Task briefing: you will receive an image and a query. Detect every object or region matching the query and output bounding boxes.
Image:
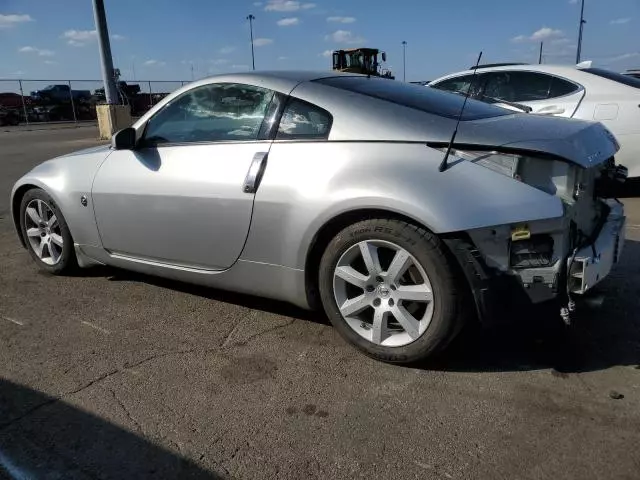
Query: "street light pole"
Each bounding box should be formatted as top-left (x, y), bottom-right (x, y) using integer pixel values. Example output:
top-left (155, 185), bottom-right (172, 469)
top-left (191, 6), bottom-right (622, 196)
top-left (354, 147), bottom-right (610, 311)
top-left (576, 0), bottom-right (586, 64)
top-left (539, 41), bottom-right (544, 64)
top-left (247, 14), bottom-right (256, 70)
top-left (92, 0), bottom-right (117, 105)
top-left (402, 41), bottom-right (407, 82)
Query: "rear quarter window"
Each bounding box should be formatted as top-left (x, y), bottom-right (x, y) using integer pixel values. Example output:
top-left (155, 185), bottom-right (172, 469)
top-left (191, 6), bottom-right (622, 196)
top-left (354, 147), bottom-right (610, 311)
top-left (315, 76), bottom-right (509, 120)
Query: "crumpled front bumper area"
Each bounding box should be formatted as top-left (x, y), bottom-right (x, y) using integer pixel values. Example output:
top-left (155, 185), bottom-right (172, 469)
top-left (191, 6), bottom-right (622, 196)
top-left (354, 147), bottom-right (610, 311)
top-left (568, 200), bottom-right (626, 295)
top-left (444, 199), bottom-right (626, 326)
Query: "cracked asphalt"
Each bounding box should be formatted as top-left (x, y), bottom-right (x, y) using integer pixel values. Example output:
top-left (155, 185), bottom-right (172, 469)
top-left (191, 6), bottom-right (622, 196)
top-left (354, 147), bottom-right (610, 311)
top-left (1, 127), bottom-right (640, 479)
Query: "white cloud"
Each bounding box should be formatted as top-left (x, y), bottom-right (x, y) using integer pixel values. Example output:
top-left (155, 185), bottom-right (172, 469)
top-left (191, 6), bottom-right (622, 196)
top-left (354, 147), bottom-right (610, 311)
top-left (569, 0), bottom-right (578, 4)
top-left (144, 59), bottom-right (166, 67)
top-left (512, 27), bottom-right (564, 43)
top-left (253, 37), bottom-right (273, 46)
top-left (320, 50), bottom-right (333, 57)
top-left (219, 46), bottom-right (236, 54)
top-left (277, 17), bottom-right (299, 26)
top-left (608, 52), bottom-right (640, 63)
top-left (610, 18), bottom-right (631, 25)
top-left (253, 1), bottom-right (263, 5)
top-left (264, 1), bottom-right (315, 11)
top-left (530, 27), bottom-right (564, 41)
top-left (325, 30), bottom-right (365, 45)
top-left (61, 29), bottom-right (124, 46)
top-left (231, 64), bottom-right (249, 69)
top-left (327, 16), bottom-right (356, 23)
top-left (44, 60), bottom-right (58, 65)
top-left (62, 29), bottom-right (96, 46)
top-left (18, 46), bottom-right (55, 57)
top-left (0, 14), bottom-right (33, 28)
top-left (278, 56), bottom-right (288, 60)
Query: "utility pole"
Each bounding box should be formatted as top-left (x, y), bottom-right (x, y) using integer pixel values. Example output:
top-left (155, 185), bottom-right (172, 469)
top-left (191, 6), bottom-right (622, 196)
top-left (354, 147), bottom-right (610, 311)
top-left (92, 0), bottom-right (117, 105)
top-left (247, 14), bottom-right (256, 70)
top-left (402, 41), bottom-right (407, 82)
top-left (539, 41), bottom-right (543, 64)
top-left (191, 63), bottom-right (195, 81)
top-left (576, 0), bottom-right (586, 64)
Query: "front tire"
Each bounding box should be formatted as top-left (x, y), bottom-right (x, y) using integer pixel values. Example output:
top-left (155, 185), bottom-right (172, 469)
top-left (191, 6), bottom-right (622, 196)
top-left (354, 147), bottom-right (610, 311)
top-left (19, 188), bottom-right (77, 275)
top-left (319, 218), bottom-right (466, 364)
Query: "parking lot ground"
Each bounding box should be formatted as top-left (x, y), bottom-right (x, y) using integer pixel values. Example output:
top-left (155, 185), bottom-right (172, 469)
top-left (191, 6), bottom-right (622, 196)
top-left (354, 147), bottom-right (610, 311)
top-left (1, 128), bottom-right (639, 479)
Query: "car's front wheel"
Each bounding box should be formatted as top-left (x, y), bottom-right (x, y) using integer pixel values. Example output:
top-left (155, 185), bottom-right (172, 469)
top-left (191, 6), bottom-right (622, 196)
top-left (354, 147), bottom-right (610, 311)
top-left (19, 188), bottom-right (77, 274)
top-left (319, 218), bottom-right (466, 364)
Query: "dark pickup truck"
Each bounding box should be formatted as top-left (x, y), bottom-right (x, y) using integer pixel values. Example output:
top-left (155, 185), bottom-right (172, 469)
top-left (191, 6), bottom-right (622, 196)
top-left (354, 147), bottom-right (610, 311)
top-left (31, 84), bottom-right (92, 103)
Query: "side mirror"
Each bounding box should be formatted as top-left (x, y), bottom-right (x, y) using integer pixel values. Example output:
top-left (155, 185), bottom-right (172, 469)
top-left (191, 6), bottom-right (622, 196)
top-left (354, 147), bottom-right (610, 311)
top-left (382, 52), bottom-right (387, 62)
top-left (112, 127), bottom-right (137, 150)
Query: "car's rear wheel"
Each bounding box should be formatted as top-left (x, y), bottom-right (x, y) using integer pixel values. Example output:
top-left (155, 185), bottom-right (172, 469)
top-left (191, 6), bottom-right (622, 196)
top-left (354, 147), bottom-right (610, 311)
top-left (19, 188), bottom-right (77, 274)
top-left (319, 218), bottom-right (466, 364)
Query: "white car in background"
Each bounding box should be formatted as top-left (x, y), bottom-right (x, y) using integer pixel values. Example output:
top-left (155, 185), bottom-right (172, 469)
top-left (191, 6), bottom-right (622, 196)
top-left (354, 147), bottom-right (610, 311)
top-left (429, 64), bottom-right (640, 179)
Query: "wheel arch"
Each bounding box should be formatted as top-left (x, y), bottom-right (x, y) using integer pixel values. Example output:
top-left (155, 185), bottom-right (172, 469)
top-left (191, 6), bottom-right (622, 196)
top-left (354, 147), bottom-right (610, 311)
top-left (304, 207), bottom-right (454, 311)
top-left (11, 183), bottom-right (41, 248)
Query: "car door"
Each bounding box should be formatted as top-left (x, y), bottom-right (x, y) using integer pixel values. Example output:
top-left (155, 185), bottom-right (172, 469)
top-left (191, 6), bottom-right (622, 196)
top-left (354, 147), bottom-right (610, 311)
top-left (481, 70), bottom-right (584, 117)
top-left (92, 82), bottom-right (281, 271)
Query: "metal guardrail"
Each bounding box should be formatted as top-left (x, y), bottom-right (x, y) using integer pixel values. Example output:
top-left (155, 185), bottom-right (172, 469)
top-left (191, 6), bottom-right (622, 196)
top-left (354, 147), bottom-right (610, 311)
top-left (0, 79), bottom-right (190, 126)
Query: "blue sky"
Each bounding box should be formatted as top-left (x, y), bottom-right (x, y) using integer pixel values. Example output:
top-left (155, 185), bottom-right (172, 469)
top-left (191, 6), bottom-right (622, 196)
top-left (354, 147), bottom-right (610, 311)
top-left (1, 0), bottom-right (639, 83)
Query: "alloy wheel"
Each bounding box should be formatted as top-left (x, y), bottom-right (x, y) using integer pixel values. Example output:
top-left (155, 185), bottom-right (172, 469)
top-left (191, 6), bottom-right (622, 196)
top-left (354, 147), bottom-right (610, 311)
top-left (332, 240), bottom-right (435, 347)
top-left (24, 199), bottom-right (64, 266)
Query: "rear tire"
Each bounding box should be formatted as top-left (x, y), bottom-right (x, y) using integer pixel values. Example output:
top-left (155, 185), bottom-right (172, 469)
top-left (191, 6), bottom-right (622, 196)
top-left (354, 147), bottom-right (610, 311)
top-left (19, 188), bottom-right (78, 275)
top-left (318, 218), bottom-right (466, 364)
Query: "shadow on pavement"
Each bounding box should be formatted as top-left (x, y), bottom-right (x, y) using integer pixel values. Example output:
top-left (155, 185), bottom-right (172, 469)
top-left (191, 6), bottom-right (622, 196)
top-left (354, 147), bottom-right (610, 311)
top-left (97, 267), bottom-right (329, 326)
top-left (70, 241), bottom-right (640, 375)
top-left (427, 239), bottom-right (640, 374)
top-left (0, 379), bottom-right (222, 480)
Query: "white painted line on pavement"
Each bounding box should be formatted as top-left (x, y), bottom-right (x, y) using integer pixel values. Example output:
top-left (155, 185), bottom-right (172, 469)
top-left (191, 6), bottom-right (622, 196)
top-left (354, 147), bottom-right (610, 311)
top-left (0, 449), bottom-right (33, 480)
top-left (1, 316), bottom-right (24, 326)
top-left (81, 321), bottom-right (111, 335)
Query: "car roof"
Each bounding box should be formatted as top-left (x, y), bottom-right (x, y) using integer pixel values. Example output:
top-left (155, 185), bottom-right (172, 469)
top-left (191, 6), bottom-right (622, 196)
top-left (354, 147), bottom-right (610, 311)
top-left (188, 70), bottom-right (362, 94)
top-left (429, 64), bottom-right (639, 93)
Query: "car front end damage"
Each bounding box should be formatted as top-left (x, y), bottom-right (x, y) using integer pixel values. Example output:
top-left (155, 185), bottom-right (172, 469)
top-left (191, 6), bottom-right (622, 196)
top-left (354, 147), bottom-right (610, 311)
top-left (442, 141), bottom-right (628, 325)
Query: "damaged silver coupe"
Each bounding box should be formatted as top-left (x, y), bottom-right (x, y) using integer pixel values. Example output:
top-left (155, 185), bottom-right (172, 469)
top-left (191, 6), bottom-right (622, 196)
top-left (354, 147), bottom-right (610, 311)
top-left (10, 71), bottom-right (627, 363)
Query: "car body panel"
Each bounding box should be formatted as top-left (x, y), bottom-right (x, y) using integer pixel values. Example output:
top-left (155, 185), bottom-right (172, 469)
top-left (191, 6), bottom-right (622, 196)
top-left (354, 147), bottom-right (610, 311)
top-left (10, 145), bottom-right (112, 248)
top-left (241, 141), bottom-right (565, 271)
top-left (92, 141), bottom-right (271, 270)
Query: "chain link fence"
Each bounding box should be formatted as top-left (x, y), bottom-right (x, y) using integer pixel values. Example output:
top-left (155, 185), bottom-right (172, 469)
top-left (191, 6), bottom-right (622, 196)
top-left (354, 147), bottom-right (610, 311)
top-left (0, 79), bottom-right (190, 126)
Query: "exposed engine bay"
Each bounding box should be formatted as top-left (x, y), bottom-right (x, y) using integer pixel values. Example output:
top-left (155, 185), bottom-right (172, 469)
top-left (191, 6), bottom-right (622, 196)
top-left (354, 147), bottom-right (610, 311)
top-left (451, 148), bottom-right (628, 323)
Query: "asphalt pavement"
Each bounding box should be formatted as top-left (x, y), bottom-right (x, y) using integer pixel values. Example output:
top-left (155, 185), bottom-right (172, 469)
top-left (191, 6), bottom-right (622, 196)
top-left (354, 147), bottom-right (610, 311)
top-left (1, 128), bottom-right (639, 479)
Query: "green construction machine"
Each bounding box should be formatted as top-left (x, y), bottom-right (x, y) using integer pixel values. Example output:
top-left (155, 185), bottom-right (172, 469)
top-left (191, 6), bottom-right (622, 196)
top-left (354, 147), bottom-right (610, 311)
top-left (331, 48), bottom-right (394, 79)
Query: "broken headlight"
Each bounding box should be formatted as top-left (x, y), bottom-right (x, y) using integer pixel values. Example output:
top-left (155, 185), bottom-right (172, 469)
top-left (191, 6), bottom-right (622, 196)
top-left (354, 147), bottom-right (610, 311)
top-left (445, 149), bottom-right (578, 201)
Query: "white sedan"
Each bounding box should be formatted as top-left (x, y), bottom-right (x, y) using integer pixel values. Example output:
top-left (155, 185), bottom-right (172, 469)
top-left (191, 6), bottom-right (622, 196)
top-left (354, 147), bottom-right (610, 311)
top-left (429, 64), bottom-right (640, 179)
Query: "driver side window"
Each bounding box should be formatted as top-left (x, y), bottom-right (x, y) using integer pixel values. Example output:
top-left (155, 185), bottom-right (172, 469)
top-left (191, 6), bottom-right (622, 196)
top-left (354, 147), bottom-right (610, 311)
top-left (143, 83), bottom-right (275, 146)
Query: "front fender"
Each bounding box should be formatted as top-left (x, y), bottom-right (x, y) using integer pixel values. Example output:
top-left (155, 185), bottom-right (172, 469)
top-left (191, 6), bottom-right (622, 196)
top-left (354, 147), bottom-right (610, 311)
top-left (10, 146), bottom-right (112, 248)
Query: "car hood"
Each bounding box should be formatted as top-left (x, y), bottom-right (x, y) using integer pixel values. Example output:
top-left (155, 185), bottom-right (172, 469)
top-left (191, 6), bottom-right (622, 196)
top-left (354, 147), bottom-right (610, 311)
top-left (454, 113), bottom-right (619, 168)
top-left (56, 143), bottom-right (111, 158)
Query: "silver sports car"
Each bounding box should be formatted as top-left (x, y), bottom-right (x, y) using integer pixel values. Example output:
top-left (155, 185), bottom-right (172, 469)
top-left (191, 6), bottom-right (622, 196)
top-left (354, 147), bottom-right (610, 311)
top-left (10, 71), bottom-right (627, 363)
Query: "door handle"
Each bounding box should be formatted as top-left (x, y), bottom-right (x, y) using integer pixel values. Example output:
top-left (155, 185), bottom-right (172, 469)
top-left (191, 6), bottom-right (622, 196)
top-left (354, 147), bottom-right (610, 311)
top-left (243, 152), bottom-right (268, 194)
top-left (537, 105), bottom-right (565, 115)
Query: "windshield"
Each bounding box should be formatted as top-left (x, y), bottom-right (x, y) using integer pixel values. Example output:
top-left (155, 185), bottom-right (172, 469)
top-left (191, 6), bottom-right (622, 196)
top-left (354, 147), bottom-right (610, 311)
top-left (582, 68), bottom-right (640, 89)
top-left (315, 76), bottom-right (510, 120)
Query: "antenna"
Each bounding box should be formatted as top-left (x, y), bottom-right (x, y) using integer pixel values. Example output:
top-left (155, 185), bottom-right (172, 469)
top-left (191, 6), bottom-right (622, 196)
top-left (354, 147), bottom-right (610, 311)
top-left (438, 51), bottom-right (483, 173)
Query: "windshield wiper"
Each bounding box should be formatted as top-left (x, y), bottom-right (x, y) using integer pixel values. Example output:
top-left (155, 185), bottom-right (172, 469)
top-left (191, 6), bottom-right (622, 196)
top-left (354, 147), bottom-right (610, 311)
top-left (479, 95), bottom-right (532, 113)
